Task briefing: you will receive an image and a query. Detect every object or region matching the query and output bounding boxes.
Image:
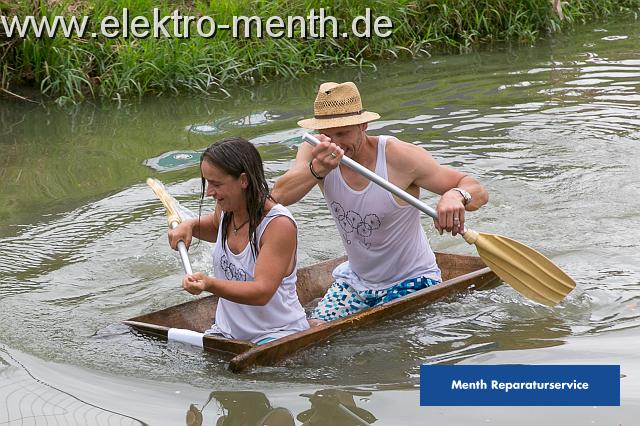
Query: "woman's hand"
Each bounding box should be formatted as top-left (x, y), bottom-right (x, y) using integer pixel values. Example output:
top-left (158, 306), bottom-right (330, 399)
top-left (168, 219), bottom-right (194, 250)
top-left (182, 272), bottom-right (210, 295)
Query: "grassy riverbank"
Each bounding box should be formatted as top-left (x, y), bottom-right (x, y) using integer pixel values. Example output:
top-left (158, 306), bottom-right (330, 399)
top-left (2, 0), bottom-right (639, 105)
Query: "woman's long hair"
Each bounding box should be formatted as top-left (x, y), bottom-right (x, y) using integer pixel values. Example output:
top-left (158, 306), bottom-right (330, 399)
top-left (200, 137), bottom-right (272, 258)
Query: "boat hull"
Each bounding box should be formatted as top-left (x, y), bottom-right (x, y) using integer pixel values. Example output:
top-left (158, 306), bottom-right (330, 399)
top-left (124, 252), bottom-right (500, 372)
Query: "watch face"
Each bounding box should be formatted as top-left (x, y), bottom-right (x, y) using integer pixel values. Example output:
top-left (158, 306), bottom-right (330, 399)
top-left (454, 188), bottom-right (471, 204)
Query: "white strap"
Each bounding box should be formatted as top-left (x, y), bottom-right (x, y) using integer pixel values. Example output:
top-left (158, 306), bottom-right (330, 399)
top-left (167, 328), bottom-right (204, 348)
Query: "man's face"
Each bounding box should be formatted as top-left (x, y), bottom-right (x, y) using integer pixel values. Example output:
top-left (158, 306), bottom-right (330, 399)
top-left (320, 124), bottom-right (367, 158)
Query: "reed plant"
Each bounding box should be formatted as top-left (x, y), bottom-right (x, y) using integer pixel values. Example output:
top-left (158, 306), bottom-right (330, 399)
top-left (1, 0), bottom-right (639, 105)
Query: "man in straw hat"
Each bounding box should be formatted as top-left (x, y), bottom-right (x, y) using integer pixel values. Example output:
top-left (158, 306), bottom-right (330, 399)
top-left (272, 81), bottom-right (488, 324)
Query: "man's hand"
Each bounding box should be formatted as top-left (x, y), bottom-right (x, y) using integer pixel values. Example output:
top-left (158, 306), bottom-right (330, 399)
top-left (309, 134), bottom-right (343, 177)
top-left (434, 189), bottom-right (466, 236)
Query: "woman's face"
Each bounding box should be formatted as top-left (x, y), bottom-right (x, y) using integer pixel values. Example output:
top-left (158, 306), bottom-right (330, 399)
top-left (201, 160), bottom-right (247, 212)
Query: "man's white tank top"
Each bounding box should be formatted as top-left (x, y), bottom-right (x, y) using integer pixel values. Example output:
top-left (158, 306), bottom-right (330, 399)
top-left (208, 204), bottom-right (309, 343)
top-left (323, 135), bottom-right (441, 290)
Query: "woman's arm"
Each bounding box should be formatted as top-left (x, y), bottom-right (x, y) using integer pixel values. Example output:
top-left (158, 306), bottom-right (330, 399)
top-left (168, 204), bottom-right (221, 249)
top-left (182, 216), bottom-right (297, 305)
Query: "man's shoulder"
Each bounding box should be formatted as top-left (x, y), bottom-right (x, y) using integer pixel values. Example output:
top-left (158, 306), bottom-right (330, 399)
top-left (384, 136), bottom-right (429, 165)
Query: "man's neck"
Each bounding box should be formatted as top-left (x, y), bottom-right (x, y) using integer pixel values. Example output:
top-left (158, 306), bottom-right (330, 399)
top-left (351, 134), bottom-right (377, 169)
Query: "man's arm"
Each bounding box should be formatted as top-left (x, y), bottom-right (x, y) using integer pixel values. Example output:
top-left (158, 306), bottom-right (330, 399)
top-left (271, 141), bottom-right (331, 206)
top-left (451, 175), bottom-right (489, 211)
top-left (387, 139), bottom-right (488, 235)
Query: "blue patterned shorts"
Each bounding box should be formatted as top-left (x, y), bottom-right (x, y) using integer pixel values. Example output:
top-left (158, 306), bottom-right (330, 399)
top-left (309, 276), bottom-right (440, 322)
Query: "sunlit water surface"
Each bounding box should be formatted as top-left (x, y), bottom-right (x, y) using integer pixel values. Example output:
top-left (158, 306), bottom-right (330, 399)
top-left (1, 19), bottom-right (639, 425)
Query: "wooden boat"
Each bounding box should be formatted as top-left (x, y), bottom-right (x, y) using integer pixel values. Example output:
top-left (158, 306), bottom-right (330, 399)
top-left (124, 252), bottom-right (501, 373)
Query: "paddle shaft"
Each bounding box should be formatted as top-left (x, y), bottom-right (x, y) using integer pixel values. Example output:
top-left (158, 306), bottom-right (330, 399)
top-left (170, 221), bottom-right (193, 275)
top-left (146, 178), bottom-right (194, 275)
top-left (303, 133), bottom-right (439, 220)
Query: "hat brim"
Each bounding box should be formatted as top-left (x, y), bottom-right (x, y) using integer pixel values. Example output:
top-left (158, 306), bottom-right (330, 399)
top-left (297, 111), bottom-right (380, 130)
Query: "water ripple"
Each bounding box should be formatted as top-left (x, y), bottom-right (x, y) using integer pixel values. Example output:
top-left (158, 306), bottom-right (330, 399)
top-left (0, 20), bottom-right (639, 386)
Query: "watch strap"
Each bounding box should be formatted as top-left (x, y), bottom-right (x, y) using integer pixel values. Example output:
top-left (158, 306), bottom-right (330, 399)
top-left (451, 187), bottom-right (471, 206)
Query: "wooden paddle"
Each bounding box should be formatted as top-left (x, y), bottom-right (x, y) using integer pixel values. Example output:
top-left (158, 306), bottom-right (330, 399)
top-left (146, 178), bottom-right (193, 275)
top-left (302, 133), bottom-right (575, 306)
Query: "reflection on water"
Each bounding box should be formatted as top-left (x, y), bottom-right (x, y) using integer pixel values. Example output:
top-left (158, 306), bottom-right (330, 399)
top-left (144, 150), bottom-right (203, 172)
top-left (187, 110), bottom-right (279, 138)
top-left (0, 16), bottom-right (639, 405)
top-left (187, 389), bottom-right (376, 426)
top-left (406, 294), bottom-right (571, 365)
top-left (297, 389), bottom-right (376, 426)
top-left (188, 391), bottom-right (294, 426)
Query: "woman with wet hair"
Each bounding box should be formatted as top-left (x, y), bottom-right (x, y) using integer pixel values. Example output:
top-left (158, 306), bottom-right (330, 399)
top-left (168, 137), bottom-right (309, 345)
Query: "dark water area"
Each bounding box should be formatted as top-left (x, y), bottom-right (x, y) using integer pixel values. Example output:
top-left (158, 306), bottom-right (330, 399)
top-left (1, 19), bottom-right (639, 424)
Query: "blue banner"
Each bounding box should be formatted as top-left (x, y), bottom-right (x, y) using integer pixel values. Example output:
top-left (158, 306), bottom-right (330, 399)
top-left (420, 364), bottom-right (620, 406)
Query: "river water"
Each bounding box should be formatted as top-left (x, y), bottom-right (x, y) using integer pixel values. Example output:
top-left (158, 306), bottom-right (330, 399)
top-left (1, 19), bottom-right (639, 425)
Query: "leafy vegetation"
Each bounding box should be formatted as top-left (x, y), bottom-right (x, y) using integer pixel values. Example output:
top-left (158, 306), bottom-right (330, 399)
top-left (1, 0), bottom-right (639, 105)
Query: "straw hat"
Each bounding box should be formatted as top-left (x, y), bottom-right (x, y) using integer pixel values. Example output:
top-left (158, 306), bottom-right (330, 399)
top-left (297, 82), bottom-right (380, 130)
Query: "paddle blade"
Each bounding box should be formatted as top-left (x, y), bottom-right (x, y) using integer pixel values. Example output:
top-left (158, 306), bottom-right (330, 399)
top-left (464, 230), bottom-right (575, 306)
top-left (146, 177), bottom-right (181, 226)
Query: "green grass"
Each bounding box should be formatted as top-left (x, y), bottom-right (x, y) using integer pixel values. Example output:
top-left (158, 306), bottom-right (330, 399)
top-left (1, 0), bottom-right (639, 105)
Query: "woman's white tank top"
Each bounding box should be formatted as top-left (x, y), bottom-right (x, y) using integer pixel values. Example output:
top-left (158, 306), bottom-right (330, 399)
top-left (208, 204), bottom-right (309, 343)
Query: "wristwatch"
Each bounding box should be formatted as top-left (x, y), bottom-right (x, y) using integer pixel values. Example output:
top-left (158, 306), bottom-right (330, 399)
top-left (451, 188), bottom-right (472, 206)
